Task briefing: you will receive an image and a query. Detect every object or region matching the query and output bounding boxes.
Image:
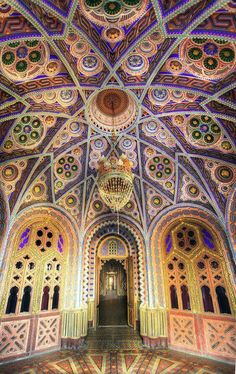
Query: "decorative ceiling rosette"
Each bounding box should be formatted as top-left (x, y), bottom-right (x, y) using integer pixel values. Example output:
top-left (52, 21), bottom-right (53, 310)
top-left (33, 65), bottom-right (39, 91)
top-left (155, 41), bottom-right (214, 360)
top-left (86, 89), bottom-right (138, 134)
top-left (32, 89), bottom-right (78, 108)
top-left (122, 31), bottom-right (164, 76)
top-left (79, 0), bottom-right (148, 43)
top-left (20, 174), bottom-right (48, 206)
top-left (54, 148), bottom-right (83, 192)
top-left (179, 37), bottom-right (236, 80)
top-left (142, 120), bottom-right (176, 148)
top-left (0, 40), bottom-right (50, 81)
top-left (165, 58), bottom-right (184, 75)
top-left (118, 137), bottom-right (138, 169)
top-left (184, 115), bottom-right (234, 153)
top-left (146, 187), bottom-right (170, 219)
top-left (81, 0), bottom-right (148, 26)
top-left (0, 2), bottom-right (14, 18)
top-left (52, 120), bottom-right (84, 149)
top-left (205, 161), bottom-right (236, 197)
top-left (144, 148), bottom-right (175, 194)
top-left (148, 88), bottom-right (198, 106)
top-left (2, 116), bottom-right (50, 153)
top-left (179, 175), bottom-right (207, 204)
top-left (89, 137), bottom-right (108, 169)
top-left (65, 32), bottom-right (103, 77)
top-left (0, 160), bottom-right (27, 196)
top-left (58, 186), bottom-right (82, 221)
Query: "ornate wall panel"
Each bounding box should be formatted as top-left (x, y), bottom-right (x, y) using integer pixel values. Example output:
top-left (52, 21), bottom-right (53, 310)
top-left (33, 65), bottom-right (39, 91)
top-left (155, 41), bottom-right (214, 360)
top-left (0, 0), bottom-right (236, 363)
top-left (35, 314), bottom-right (61, 352)
top-left (168, 311), bottom-right (236, 361)
top-left (169, 311), bottom-right (197, 352)
top-left (201, 315), bottom-right (236, 360)
top-left (0, 318), bottom-right (30, 359)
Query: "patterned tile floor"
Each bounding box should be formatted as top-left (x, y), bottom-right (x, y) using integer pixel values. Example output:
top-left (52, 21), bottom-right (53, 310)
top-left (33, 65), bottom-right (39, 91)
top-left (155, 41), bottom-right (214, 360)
top-left (85, 326), bottom-right (143, 349)
top-left (0, 327), bottom-right (235, 373)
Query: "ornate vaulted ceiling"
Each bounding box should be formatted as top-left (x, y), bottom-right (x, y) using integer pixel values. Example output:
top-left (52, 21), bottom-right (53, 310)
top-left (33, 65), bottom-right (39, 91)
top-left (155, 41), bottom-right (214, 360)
top-left (0, 0), bottom-right (235, 232)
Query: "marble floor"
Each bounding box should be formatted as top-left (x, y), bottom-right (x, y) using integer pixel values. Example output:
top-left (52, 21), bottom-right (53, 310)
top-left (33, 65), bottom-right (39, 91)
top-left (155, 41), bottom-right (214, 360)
top-left (0, 327), bottom-right (234, 373)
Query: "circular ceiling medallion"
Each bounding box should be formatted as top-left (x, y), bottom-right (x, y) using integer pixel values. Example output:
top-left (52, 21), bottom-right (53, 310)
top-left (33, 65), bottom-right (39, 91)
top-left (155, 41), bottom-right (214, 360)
top-left (79, 0), bottom-right (148, 28)
top-left (179, 37), bottom-right (236, 80)
top-left (86, 89), bottom-right (138, 134)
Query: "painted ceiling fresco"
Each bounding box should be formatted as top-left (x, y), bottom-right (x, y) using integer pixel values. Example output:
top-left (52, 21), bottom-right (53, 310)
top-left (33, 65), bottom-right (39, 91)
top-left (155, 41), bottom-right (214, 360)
top-left (0, 0), bottom-right (235, 231)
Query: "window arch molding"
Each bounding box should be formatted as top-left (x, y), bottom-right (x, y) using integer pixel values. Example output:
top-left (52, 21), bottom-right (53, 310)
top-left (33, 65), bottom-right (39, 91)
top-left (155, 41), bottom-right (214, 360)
top-left (150, 207), bottom-right (236, 311)
top-left (0, 206), bottom-right (79, 315)
top-left (83, 216), bottom-right (147, 306)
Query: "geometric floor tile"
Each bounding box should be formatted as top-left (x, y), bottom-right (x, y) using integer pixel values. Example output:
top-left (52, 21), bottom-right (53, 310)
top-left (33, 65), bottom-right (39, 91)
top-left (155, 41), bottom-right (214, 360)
top-left (0, 349), bottom-right (234, 374)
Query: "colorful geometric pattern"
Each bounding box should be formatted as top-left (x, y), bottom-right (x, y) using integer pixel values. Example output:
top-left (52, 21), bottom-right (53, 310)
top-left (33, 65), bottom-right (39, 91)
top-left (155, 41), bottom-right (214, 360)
top-left (0, 1), bottom-right (235, 228)
top-left (0, 348), bottom-right (233, 373)
top-left (0, 1), bottom-right (236, 368)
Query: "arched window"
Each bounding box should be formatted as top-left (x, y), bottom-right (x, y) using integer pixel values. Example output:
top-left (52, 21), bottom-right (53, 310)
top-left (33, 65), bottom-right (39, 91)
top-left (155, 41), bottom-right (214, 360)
top-left (164, 222), bottom-right (233, 315)
top-left (41, 257), bottom-right (62, 311)
top-left (170, 285), bottom-right (178, 309)
top-left (2, 221), bottom-right (65, 316)
top-left (6, 286), bottom-right (19, 314)
top-left (52, 286), bottom-right (60, 309)
top-left (20, 286), bottom-right (32, 313)
top-left (216, 286), bottom-right (231, 314)
top-left (181, 285), bottom-right (191, 310)
top-left (201, 285), bottom-right (214, 313)
top-left (196, 255), bottom-right (231, 315)
top-left (166, 257), bottom-right (190, 311)
top-left (41, 286), bottom-right (50, 311)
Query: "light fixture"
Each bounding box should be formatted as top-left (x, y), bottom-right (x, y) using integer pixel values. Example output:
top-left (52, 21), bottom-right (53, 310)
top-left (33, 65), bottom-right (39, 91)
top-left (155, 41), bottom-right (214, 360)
top-left (98, 154), bottom-right (134, 211)
top-left (97, 94), bottom-right (134, 211)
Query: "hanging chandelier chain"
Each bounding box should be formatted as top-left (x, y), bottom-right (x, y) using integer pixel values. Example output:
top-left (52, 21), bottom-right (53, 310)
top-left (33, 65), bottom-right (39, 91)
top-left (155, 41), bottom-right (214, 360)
top-left (97, 95), bottom-right (134, 213)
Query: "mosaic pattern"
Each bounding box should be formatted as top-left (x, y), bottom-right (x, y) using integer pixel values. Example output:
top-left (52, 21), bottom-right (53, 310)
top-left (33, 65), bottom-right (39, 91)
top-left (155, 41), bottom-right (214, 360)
top-left (0, 0), bottom-right (235, 227)
top-left (65, 32), bottom-right (104, 77)
top-left (2, 115), bottom-right (50, 152)
top-left (79, 0), bottom-right (148, 44)
top-left (179, 38), bottom-right (236, 80)
top-left (0, 1), bottom-right (236, 366)
top-left (122, 30), bottom-right (164, 76)
top-left (0, 347), bottom-right (234, 373)
top-left (0, 40), bottom-right (50, 81)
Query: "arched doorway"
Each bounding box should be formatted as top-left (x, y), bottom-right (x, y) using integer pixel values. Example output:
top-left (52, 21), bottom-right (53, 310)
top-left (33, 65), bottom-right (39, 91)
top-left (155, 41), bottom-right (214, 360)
top-left (96, 236), bottom-right (135, 327)
top-left (83, 219), bottom-right (147, 331)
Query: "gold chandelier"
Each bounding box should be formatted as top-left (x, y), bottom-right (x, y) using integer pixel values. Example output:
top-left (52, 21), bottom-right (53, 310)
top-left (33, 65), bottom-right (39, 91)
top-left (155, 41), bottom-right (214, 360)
top-left (97, 93), bottom-right (134, 211)
top-left (98, 154), bottom-right (134, 211)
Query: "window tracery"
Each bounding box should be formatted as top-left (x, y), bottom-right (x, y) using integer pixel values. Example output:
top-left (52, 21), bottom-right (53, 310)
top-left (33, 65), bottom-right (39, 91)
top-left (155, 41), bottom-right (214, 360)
top-left (196, 254), bottom-right (231, 314)
top-left (164, 222), bottom-right (233, 315)
top-left (3, 221), bottom-right (65, 316)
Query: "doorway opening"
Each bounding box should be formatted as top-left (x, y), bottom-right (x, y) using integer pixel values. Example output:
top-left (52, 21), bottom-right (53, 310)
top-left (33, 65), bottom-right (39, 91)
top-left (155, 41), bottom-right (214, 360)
top-left (99, 260), bottom-right (127, 326)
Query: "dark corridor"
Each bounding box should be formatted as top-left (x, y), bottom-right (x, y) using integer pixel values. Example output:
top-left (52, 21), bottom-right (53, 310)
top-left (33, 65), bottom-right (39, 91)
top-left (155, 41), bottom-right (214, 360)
top-left (99, 260), bottom-right (127, 326)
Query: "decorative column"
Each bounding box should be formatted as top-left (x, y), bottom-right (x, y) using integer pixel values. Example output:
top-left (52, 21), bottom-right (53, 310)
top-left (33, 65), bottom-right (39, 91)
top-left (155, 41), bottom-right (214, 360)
top-left (140, 306), bottom-right (168, 347)
top-left (61, 307), bottom-right (88, 348)
top-left (61, 235), bottom-right (88, 348)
